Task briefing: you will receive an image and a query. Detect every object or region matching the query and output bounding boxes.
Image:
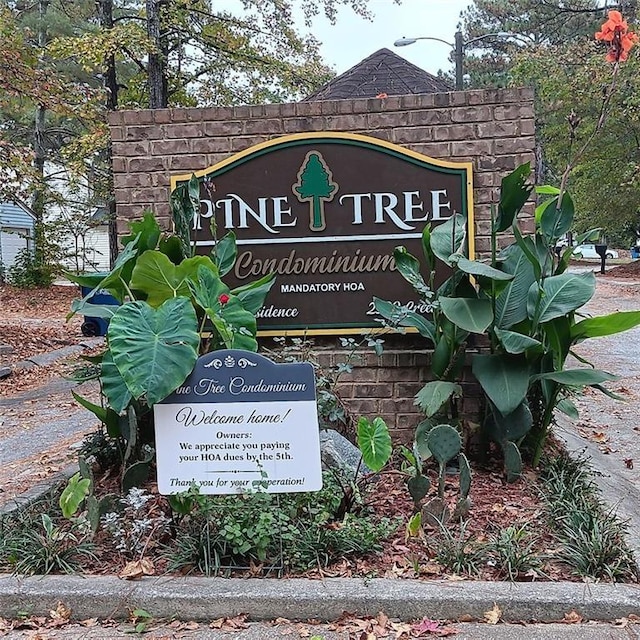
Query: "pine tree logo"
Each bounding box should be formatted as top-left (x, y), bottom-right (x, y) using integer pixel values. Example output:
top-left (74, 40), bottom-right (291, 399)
top-left (293, 151), bottom-right (338, 232)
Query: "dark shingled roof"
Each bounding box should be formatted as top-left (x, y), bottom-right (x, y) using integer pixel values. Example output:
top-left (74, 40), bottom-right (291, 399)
top-left (303, 47), bottom-right (452, 101)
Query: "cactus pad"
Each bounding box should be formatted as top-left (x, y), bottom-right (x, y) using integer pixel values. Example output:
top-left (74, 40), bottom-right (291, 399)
top-left (407, 475), bottom-right (431, 506)
top-left (426, 424), bottom-right (462, 466)
top-left (503, 440), bottom-right (523, 483)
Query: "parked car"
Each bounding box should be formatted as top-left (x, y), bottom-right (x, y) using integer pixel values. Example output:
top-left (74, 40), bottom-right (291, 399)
top-left (572, 244), bottom-right (619, 259)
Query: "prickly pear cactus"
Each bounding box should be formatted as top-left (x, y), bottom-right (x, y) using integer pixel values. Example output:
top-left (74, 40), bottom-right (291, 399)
top-left (426, 424), bottom-right (462, 466)
top-left (407, 474), bottom-right (431, 508)
top-left (503, 440), bottom-right (523, 483)
top-left (427, 424), bottom-right (462, 498)
top-left (458, 452), bottom-right (471, 500)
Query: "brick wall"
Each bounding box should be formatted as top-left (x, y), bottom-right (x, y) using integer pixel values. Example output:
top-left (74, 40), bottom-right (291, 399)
top-left (108, 88), bottom-right (536, 440)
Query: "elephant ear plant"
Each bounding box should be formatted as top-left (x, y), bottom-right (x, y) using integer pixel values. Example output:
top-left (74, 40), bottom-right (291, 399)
top-left (65, 178), bottom-right (275, 493)
top-left (376, 162), bottom-right (640, 480)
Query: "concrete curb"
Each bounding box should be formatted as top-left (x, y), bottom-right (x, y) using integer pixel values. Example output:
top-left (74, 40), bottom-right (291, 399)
top-left (1, 575), bottom-right (639, 623)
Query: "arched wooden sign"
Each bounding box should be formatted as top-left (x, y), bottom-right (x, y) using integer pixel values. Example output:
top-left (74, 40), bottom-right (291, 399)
top-left (171, 132), bottom-right (473, 336)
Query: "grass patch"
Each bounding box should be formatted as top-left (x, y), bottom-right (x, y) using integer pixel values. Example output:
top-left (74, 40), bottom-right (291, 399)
top-left (540, 454), bottom-right (638, 582)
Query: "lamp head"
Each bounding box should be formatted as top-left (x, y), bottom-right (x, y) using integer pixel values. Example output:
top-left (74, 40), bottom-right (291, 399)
top-left (393, 37), bottom-right (417, 47)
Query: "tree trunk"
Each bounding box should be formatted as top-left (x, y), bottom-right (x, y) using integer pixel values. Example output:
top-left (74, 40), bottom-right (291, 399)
top-left (32, 0), bottom-right (50, 267)
top-left (147, 0), bottom-right (168, 109)
top-left (97, 0), bottom-right (119, 267)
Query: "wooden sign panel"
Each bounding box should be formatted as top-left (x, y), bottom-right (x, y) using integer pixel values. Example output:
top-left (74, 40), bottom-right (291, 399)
top-left (171, 132), bottom-right (473, 335)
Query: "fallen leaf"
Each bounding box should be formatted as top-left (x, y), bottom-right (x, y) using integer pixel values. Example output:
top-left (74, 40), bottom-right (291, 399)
top-left (118, 558), bottom-right (155, 580)
top-left (484, 604), bottom-right (501, 625)
top-left (80, 618), bottom-right (98, 627)
top-left (624, 458), bottom-right (634, 469)
top-left (411, 617), bottom-right (458, 637)
top-left (590, 432), bottom-right (609, 443)
top-left (375, 92), bottom-right (388, 99)
top-left (210, 614), bottom-right (248, 631)
top-left (563, 610), bottom-right (583, 624)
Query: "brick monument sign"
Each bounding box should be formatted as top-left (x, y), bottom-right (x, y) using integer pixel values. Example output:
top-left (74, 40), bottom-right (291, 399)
top-left (108, 88), bottom-right (535, 439)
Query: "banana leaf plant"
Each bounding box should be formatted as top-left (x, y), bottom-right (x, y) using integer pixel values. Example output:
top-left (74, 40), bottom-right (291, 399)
top-left (65, 184), bottom-right (274, 490)
top-left (376, 163), bottom-right (640, 479)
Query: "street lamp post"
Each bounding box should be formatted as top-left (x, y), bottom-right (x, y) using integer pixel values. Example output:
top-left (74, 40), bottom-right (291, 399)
top-left (453, 30), bottom-right (464, 91)
top-left (394, 31), bottom-right (519, 90)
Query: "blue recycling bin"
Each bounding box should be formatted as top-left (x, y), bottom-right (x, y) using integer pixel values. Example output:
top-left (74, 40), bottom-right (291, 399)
top-left (631, 246), bottom-right (640, 259)
top-left (79, 285), bottom-right (120, 337)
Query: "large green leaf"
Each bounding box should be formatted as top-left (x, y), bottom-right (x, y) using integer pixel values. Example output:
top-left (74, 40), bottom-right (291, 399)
top-left (59, 473), bottom-right (91, 519)
top-left (69, 299), bottom-right (118, 319)
top-left (393, 247), bottom-right (430, 296)
top-left (430, 214), bottom-right (466, 265)
top-left (556, 397), bottom-right (579, 419)
top-left (571, 311), bottom-right (640, 340)
top-left (231, 273), bottom-right (276, 314)
top-left (439, 297), bottom-right (493, 333)
top-left (421, 224), bottom-right (436, 273)
top-left (539, 192), bottom-right (574, 241)
top-left (212, 231), bottom-right (237, 277)
top-left (189, 264), bottom-right (229, 309)
top-left (108, 297), bottom-right (200, 406)
top-left (431, 338), bottom-right (452, 379)
top-left (511, 225), bottom-right (543, 281)
top-left (454, 256), bottom-right (513, 281)
top-left (543, 316), bottom-right (572, 370)
top-left (495, 244), bottom-right (537, 329)
top-left (170, 175), bottom-right (200, 259)
top-left (192, 267), bottom-right (258, 351)
top-left (130, 252), bottom-right (217, 307)
top-left (486, 399), bottom-right (533, 443)
top-left (159, 235), bottom-right (186, 264)
top-left (495, 163), bottom-right (532, 233)
top-left (495, 329), bottom-right (542, 354)
top-left (101, 351), bottom-right (132, 415)
top-left (218, 297), bottom-right (258, 351)
top-left (532, 368), bottom-right (617, 386)
top-left (356, 416), bottom-right (392, 472)
top-left (71, 391), bottom-right (120, 435)
top-left (66, 239), bottom-right (139, 319)
top-left (414, 381), bottom-right (462, 418)
top-left (121, 210), bottom-right (160, 252)
top-left (528, 272), bottom-right (596, 324)
top-left (472, 353), bottom-right (530, 416)
top-left (64, 271), bottom-right (108, 289)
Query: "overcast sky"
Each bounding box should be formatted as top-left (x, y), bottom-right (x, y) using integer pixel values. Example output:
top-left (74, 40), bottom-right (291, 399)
top-left (307, 0), bottom-right (472, 76)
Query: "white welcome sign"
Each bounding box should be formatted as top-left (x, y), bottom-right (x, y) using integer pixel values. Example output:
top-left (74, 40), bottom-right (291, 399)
top-left (153, 350), bottom-right (322, 495)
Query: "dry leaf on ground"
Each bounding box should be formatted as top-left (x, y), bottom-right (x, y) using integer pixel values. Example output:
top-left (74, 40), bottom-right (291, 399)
top-left (118, 558), bottom-right (155, 580)
top-left (483, 604), bottom-right (502, 625)
top-left (562, 610), bottom-right (584, 624)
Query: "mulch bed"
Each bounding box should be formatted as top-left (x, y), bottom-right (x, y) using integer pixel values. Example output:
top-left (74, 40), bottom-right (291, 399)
top-left (603, 260), bottom-right (640, 278)
top-left (74, 455), bottom-right (574, 583)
